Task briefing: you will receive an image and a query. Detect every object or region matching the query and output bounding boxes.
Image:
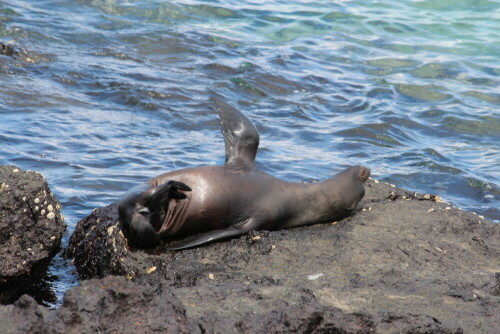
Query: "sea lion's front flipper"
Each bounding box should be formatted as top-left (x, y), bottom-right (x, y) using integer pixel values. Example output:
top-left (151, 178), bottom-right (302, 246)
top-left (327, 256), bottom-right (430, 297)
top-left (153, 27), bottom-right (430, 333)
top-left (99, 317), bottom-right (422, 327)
top-left (210, 95), bottom-right (260, 169)
top-left (146, 180), bottom-right (192, 213)
top-left (165, 217), bottom-right (260, 250)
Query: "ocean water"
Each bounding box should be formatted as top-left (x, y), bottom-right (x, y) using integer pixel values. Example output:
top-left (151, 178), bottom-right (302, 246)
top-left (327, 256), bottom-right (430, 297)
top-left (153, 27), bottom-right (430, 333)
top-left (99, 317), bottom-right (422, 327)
top-left (0, 0), bottom-right (499, 306)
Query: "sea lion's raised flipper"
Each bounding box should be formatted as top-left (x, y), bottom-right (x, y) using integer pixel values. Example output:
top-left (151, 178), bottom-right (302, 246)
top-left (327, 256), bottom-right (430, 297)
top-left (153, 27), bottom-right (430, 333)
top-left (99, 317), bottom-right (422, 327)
top-left (210, 95), bottom-right (260, 169)
top-left (165, 217), bottom-right (260, 250)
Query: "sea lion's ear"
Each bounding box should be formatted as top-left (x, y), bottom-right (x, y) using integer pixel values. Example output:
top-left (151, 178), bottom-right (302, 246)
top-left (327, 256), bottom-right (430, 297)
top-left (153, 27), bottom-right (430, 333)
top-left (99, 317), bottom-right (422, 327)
top-left (210, 95), bottom-right (260, 169)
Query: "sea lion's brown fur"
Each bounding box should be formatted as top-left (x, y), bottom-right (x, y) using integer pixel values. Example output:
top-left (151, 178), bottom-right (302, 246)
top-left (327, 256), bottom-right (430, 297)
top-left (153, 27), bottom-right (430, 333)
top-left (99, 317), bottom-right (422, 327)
top-left (118, 96), bottom-right (369, 249)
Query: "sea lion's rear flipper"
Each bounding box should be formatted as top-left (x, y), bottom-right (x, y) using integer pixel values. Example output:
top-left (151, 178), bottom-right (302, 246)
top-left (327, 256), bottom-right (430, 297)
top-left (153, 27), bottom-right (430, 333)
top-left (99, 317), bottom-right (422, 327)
top-left (210, 95), bottom-right (260, 169)
top-left (165, 217), bottom-right (260, 250)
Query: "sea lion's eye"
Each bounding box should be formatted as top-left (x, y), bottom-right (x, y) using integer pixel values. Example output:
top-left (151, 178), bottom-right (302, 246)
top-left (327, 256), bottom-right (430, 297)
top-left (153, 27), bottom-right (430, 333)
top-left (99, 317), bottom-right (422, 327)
top-left (138, 207), bottom-right (150, 215)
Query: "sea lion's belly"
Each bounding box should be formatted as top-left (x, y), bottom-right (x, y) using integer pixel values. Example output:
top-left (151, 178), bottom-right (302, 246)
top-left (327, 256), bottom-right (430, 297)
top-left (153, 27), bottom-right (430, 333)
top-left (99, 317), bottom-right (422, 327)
top-left (150, 166), bottom-right (279, 237)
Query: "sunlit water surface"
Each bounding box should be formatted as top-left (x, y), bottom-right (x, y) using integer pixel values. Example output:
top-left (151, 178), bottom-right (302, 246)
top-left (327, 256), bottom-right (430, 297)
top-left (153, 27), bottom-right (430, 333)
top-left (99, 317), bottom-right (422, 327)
top-left (1, 0), bottom-right (499, 306)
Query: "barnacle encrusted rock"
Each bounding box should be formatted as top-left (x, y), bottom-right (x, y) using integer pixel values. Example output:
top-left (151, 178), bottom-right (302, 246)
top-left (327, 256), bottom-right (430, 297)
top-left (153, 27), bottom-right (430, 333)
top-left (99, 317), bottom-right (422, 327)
top-left (0, 165), bottom-right (66, 303)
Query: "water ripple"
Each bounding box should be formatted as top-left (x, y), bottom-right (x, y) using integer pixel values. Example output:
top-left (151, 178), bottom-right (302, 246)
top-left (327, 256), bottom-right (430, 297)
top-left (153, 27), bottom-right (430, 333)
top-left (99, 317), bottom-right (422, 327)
top-left (0, 0), bottom-right (499, 305)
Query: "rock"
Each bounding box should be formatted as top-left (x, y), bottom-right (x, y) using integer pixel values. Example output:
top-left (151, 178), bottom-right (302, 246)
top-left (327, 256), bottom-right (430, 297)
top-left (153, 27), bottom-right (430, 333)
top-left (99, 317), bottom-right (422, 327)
top-left (0, 295), bottom-right (53, 334)
top-left (0, 42), bottom-right (16, 56)
top-left (0, 165), bottom-right (66, 304)
top-left (52, 275), bottom-right (196, 333)
top-left (67, 179), bottom-right (499, 333)
top-left (0, 276), bottom-right (198, 334)
top-left (179, 284), bottom-right (377, 333)
top-left (0, 41), bottom-right (41, 68)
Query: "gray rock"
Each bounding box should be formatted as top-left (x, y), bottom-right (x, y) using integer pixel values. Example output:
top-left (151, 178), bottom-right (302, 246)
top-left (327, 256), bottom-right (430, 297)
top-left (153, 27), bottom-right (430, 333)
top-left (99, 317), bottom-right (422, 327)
top-left (0, 295), bottom-right (53, 334)
top-left (0, 165), bottom-right (66, 304)
top-left (67, 179), bottom-right (499, 333)
top-left (0, 275), bottom-right (198, 334)
top-left (52, 275), bottom-right (196, 333)
top-left (178, 284), bottom-right (376, 334)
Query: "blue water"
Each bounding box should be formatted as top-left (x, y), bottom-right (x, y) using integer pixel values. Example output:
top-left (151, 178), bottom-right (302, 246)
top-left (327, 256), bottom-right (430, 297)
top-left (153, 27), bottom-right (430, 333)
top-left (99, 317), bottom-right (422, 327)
top-left (1, 0), bottom-right (499, 306)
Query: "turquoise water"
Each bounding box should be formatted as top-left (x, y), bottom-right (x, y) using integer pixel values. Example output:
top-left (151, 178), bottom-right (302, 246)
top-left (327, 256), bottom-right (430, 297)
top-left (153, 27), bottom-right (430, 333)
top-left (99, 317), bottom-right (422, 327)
top-left (1, 0), bottom-right (499, 305)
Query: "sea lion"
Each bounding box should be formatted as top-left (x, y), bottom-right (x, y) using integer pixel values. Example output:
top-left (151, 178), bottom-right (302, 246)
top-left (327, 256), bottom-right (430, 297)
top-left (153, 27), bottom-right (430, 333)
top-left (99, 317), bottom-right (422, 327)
top-left (118, 96), bottom-right (370, 249)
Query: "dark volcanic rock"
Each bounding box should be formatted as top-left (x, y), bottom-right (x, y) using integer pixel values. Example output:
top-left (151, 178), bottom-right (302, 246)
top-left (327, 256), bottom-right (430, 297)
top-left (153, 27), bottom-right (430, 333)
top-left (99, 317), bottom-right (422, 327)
top-left (179, 284), bottom-right (376, 334)
top-left (1, 41), bottom-right (47, 73)
top-left (0, 276), bottom-right (198, 334)
top-left (0, 165), bottom-right (66, 304)
top-left (0, 42), bottom-right (16, 56)
top-left (52, 275), bottom-right (196, 333)
top-left (67, 179), bottom-right (499, 333)
top-left (0, 295), bottom-right (53, 334)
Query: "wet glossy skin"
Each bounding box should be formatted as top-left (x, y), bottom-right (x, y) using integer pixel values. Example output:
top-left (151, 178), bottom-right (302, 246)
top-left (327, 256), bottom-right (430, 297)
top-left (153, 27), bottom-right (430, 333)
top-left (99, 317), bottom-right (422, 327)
top-left (119, 164), bottom-right (369, 249)
top-left (118, 95), bottom-right (370, 249)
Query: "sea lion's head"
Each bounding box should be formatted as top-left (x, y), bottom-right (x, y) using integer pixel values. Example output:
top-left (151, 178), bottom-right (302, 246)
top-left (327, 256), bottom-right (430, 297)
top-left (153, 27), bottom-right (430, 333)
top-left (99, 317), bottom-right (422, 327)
top-left (118, 185), bottom-right (161, 248)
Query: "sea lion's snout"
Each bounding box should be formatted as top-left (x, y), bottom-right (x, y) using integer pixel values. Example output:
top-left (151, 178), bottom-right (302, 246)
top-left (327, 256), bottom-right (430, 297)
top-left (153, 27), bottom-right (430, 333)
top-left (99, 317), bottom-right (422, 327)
top-left (128, 212), bottom-right (161, 248)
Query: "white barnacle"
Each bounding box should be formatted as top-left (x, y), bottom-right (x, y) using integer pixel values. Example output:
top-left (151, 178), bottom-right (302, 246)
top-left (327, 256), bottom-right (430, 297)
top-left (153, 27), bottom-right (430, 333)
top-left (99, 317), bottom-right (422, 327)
top-left (307, 273), bottom-right (324, 280)
top-left (107, 226), bottom-right (115, 236)
top-left (47, 212), bottom-right (55, 220)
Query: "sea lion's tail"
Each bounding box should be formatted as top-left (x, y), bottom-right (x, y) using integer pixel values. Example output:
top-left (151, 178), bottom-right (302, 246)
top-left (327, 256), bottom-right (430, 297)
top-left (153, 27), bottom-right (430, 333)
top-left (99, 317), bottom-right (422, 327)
top-left (358, 166), bottom-right (371, 182)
